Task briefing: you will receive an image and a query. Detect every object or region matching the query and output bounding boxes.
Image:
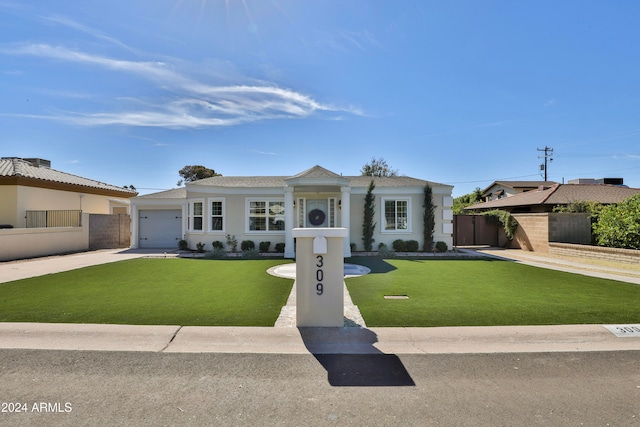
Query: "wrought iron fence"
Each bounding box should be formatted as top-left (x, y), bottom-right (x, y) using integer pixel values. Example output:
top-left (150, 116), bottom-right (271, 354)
top-left (25, 210), bottom-right (82, 228)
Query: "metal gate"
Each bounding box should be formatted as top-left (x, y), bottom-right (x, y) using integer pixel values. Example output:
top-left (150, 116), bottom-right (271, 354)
top-left (453, 215), bottom-right (499, 246)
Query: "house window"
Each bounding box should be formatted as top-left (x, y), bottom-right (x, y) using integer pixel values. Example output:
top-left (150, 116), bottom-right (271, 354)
top-left (248, 199), bottom-right (285, 232)
top-left (189, 200), bottom-right (204, 231)
top-left (383, 198), bottom-right (410, 232)
top-left (329, 198), bottom-right (336, 227)
top-left (297, 198), bottom-right (305, 228)
top-left (210, 198), bottom-right (224, 232)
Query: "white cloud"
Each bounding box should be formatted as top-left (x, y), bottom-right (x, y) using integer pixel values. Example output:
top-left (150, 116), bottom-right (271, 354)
top-left (0, 43), bottom-right (361, 128)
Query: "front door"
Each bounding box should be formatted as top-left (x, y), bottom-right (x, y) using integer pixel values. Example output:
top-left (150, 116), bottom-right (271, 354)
top-left (306, 199), bottom-right (328, 227)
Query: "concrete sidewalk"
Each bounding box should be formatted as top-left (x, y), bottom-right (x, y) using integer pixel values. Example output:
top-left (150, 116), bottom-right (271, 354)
top-left (0, 322), bottom-right (639, 354)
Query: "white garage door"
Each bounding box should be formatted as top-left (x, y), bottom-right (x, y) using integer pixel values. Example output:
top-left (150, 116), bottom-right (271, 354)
top-left (139, 210), bottom-right (182, 248)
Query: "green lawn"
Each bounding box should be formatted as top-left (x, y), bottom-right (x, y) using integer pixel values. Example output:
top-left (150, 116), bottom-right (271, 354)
top-left (1, 257), bottom-right (638, 327)
top-left (0, 258), bottom-right (294, 326)
top-left (345, 257), bottom-right (640, 327)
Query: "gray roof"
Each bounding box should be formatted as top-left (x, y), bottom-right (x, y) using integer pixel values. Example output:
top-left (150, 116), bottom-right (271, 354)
top-left (134, 187), bottom-right (187, 199)
top-left (467, 184), bottom-right (640, 210)
top-left (188, 165), bottom-right (450, 189)
top-left (0, 157), bottom-right (137, 196)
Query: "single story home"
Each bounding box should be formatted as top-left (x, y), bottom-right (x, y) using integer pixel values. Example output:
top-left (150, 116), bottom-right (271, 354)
top-left (131, 165), bottom-right (454, 257)
top-left (466, 182), bottom-right (640, 213)
top-left (0, 157), bottom-right (137, 228)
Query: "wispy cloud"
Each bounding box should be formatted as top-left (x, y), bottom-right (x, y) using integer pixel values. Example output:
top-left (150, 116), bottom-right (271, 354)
top-left (0, 43), bottom-right (361, 128)
top-left (317, 29), bottom-right (384, 53)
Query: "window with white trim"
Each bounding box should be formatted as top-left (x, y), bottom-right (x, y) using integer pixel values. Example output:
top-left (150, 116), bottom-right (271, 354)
top-left (248, 199), bottom-right (285, 232)
top-left (188, 200), bottom-right (204, 231)
top-left (382, 198), bottom-right (410, 232)
top-left (210, 198), bottom-right (225, 232)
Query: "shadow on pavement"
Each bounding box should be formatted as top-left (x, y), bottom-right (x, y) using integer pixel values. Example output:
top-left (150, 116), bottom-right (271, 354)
top-left (298, 327), bottom-right (415, 387)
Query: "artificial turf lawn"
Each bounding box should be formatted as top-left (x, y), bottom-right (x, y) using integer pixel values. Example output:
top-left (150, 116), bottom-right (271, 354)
top-left (345, 257), bottom-right (640, 327)
top-left (0, 258), bottom-right (294, 326)
top-left (1, 256), bottom-right (638, 327)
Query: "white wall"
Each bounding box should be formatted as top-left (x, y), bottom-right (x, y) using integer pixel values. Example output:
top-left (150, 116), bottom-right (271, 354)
top-left (0, 213), bottom-right (90, 261)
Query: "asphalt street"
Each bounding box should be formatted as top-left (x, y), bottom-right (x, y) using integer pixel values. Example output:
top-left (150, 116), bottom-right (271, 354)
top-left (1, 349), bottom-right (639, 426)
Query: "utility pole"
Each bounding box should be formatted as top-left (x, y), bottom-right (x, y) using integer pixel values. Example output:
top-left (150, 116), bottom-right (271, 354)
top-left (537, 146), bottom-right (553, 181)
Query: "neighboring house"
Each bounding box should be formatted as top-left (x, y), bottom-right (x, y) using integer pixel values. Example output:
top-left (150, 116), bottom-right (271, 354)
top-left (466, 183), bottom-right (640, 213)
top-left (481, 181), bottom-right (557, 202)
top-left (131, 165), bottom-right (454, 257)
top-left (0, 157), bottom-right (137, 228)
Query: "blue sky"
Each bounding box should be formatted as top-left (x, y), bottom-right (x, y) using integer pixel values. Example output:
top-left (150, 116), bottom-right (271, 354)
top-left (2, 1), bottom-right (639, 197)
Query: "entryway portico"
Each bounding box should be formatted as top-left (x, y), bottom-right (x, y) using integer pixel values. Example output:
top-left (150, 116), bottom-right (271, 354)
top-left (283, 166), bottom-right (352, 258)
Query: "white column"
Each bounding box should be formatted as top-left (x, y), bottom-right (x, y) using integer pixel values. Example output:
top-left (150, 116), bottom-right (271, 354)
top-left (341, 186), bottom-right (351, 257)
top-left (284, 186), bottom-right (295, 258)
top-left (131, 204), bottom-right (139, 248)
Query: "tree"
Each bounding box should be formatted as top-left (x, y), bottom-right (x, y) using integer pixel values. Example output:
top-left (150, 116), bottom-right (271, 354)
top-left (360, 157), bottom-right (398, 177)
top-left (593, 194), bottom-right (640, 250)
top-left (423, 184), bottom-right (436, 251)
top-left (452, 187), bottom-right (483, 214)
top-left (362, 180), bottom-right (376, 251)
top-left (177, 165), bottom-right (220, 186)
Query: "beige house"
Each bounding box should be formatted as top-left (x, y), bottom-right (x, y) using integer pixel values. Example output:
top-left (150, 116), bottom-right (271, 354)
top-left (481, 180), bottom-right (557, 202)
top-left (131, 165), bottom-right (454, 257)
top-left (0, 157), bottom-right (137, 228)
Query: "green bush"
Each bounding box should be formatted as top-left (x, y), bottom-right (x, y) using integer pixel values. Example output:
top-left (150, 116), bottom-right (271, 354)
top-left (377, 245), bottom-right (396, 258)
top-left (435, 241), bottom-right (448, 252)
top-left (405, 240), bottom-right (419, 252)
top-left (241, 248), bottom-right (260, 259)
top-left (392, 239), bottom-right (406, 251)
top-left (482, 210), bottom-right (518, 241)
top-left (212, 241), bottom-right (224, 250)
top-left (178, 239), bottom-right (189, 251)
top-left (241, 240), bottom-right (255, 251)
top-left (275, 243), bottom-right (285, 253)
top-left (205, 247), bottom-right (226, 259)
top-left (225, 234), bottom-right (238, 252)
top-left (593, 194), bottom-right (640, 250)
top-left (196, 242), bottom-right (206, 253)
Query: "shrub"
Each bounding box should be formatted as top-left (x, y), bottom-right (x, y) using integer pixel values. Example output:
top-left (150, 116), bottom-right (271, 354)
top-left (212, 241), bottom-right (224, 250)
top-left (350, 243), bottom-right (357, 252)
top-left (241, 248), bottom-right (260, 259)
top-left (275, 243), bottom-right (286, 253)
top-left (205, 247), bottom-right (226, 259)
top-left (196, 242), bottom-right (206, 253)
top-left (259, 241), bottom-right (271, 253)
top-left (378, 245), bottom-right (396, 258)
top-left (392, 239), bottom-right (406, 251)
top-left (405, 240), bottom-right (419, 252)
top-left (435, 241), bottom-right (448, 252)
top-left (423, 184), bottom-right (436, 251)
top-left (178, 239), bottom-right (189, 251)
top-left (362, 180), bottom-right (377, 251)
top-left (241, 240), bottom-right (255, 251)
top-left (593, 194), bottom-right (640, 250)
top-left (226, 234), bottom-right (238, 252)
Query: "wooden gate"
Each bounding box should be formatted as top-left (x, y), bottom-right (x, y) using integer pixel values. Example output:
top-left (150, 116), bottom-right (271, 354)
top-left (453, 215), bottom-right (499, 246)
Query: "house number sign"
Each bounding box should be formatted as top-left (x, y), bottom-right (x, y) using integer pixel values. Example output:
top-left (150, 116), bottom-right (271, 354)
top-left (316, 255), bottom-right (324, 295)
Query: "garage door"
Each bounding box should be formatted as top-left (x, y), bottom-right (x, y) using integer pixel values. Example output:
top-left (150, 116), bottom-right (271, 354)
top-left (139, 210), bottom-right (182, 248)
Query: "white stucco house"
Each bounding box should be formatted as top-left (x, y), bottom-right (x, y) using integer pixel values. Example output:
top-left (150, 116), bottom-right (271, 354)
top-left (131, 165), bottom-right (454, 257)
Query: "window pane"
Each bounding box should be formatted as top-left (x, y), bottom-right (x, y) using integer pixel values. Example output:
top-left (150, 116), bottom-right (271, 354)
top-left (193, 202), bottom-right (203, 215)
top-left (269, 201), bottom-right (285, 231)
top-left (251, 217), bottom-right (266, 231)
top-left (396, 200), bottom-right (408, 230)
top-left (385, 200), bottom-right (396, 230)
top-left (211, 201), bottom-right (222, 216)
top-left (211, 218), bottom-right (223, 230)
top-left (193, 217), bottom-right (203, 230)
top-left (250, 201), bottom-right (266, 215)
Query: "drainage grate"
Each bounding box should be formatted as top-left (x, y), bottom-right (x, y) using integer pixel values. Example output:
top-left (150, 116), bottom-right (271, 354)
top-left (384, 295), bottom-right (409, 300)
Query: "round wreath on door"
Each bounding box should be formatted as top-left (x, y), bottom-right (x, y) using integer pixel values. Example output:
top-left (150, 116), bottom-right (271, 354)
top-left (308, 209), bottom-right (326, 226)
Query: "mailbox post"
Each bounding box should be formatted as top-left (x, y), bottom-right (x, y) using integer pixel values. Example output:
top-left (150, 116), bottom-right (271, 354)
top-left (292, 227), bottom-right (348, 327)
